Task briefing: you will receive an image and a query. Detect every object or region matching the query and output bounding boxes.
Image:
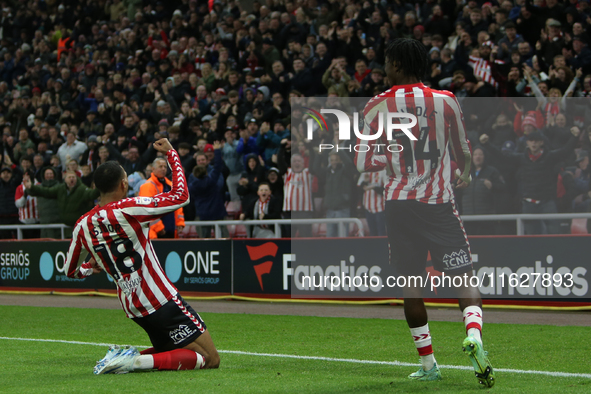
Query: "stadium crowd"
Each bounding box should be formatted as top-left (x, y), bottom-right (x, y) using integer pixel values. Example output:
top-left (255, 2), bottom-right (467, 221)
top-left (0, 0), bottom-right (591, 239)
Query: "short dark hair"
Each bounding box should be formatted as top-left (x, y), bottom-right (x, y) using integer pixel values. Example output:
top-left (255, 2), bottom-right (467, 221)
top-left (94, 161), bottom-right (125, 194)
top-left (385, 38), bottom-right (428, 81)
top-left (193, 165), bottom-right (207, 179)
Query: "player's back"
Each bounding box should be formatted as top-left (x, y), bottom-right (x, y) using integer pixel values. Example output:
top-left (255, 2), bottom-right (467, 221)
top-left (358, 83), bottom-right (470, 204)
top-left (75, 198), bottom-right (178, 317)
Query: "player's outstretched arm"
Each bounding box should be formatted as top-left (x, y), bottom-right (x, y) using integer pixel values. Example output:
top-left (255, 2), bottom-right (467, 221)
top-left (448, 96), bottom-right (472, 186)
top-left (64, 224), bottom-right (91, 279)
top-left (119, 138), bottom-right (190, 221)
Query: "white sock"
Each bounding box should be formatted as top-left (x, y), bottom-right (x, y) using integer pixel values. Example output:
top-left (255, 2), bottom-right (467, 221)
top-left (133, 355), bottom-right (154, 370)
top-left (463, 306), bottom-right (483, 343)
top-left (410, 323), bottom-right (436, 371)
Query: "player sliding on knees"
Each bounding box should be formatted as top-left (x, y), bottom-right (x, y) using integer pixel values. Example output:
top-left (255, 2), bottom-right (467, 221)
top-left (64, 138), bottom-right (220, 374)
top-left (354, 38), bottom-right (494, 387)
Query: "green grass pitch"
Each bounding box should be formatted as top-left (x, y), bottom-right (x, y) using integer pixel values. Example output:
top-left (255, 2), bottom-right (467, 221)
top-left (1, 304), bottom-right (590, 393)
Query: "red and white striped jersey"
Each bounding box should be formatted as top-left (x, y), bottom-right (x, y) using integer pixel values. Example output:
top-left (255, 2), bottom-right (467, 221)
top-left (468, 56), bottom-right (504, 88)
top-left (283, 168), bottom-right (313, 212)
top-left (354, 82), bottom-right (471, 204)
top-left (64, 150), bottom-right (189, 318)
top-left (358, 170), bottom-right (386, 213)
top-left (15, 183), bottom-right (39, 224)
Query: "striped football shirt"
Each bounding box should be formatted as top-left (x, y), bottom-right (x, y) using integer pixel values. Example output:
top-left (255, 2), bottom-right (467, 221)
top-left (354, 82), bottom-right (471, 204)
top-left (15, 183), bottom-right (39, 224)
top-left (64, 150), bottom-right (189, 318)
top-left (283, 168), bottom-right (313, 212)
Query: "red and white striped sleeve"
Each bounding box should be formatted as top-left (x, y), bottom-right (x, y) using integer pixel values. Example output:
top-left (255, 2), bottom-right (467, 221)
top-left (445, 95), bottom-right (471, 179)
top-left (118, 149), bottom-right (189, 223)
top-left (65, 224), bottom-right (91, 279)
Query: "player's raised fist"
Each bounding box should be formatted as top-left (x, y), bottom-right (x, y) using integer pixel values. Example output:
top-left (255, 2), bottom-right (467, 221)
top-left (154, 138), bottom-right (173, 153)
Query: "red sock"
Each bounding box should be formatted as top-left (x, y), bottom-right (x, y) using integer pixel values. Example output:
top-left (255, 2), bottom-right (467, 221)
top-left (151, 349), bottom-right (203, 370)
top-left (140, 347), bottom-right (158, 355)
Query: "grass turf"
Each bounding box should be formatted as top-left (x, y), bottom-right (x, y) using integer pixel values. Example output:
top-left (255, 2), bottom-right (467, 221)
top-left (0, 304), bottom-right (590, 393)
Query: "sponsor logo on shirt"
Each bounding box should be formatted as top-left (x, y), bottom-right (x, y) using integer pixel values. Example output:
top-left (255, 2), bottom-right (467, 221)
top-left (135, 197), bottom-right (153, 205)
top-left (118, 274), bottom-right (142, 296)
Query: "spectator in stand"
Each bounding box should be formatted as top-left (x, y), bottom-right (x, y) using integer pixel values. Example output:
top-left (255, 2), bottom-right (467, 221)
top-left (237, 119), bottom-right (261, 164)
top-left (36, 167), bottom-right (61, 238)
top-left (222, 129), bottom-right (243, 202)
top-left (239, 182), bottom-right (282, 238)
top-left (288, 58), bottom-right (314, 96)
top-left (139, 157), bottom-right (185, 239)
top-left (80, 136), bottom-right (100, 172)
top-left (79, 110), bottom-right (102, 139)
top-left (322, 59), bottom-right (352, 97)
top-left (562, 150), bottom-right (590, 213)
top-left (361, 68), bottom-right (387, 96)
top-left (103, 141), bottom-right (157, 175)
top-left (237, 153), bottom-right (266, 206)
top-left (353, 59), bottom-right (372, 83)
top-left (188, 141), bottom-right (227, 238)
top-left (24, 170), bottom-right (99, 234)
top-left (256, 121), bottom-right (289, 167)
top-left (313, 148), bottom-right (357, 238)
top-left (278, 145), bottom-right (314, 237)
top-left (57, 131), bottom-right (87, 167)
top-left (459, 147), bottom-right (506, 235)
top-left (0, 166), bottom-right (21, 238)
top-left (14, 170), bottom-right (40, 238)
top-left (496, 22), bottom-right (525, 63)
top-left (13, 129), bottom-right (36, 162)
top-left (266, 167), bottom-right (284, 203)
top-left (178, 142), bottom-right (195, 174)
top-left (358, 170), bottom-right (387, 237)
top-left (480, 127), bottom-right (581, 234)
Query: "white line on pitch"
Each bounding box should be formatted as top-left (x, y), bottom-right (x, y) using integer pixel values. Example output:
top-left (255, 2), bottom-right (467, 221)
top-left (1, 336), bottom-right (589, 379)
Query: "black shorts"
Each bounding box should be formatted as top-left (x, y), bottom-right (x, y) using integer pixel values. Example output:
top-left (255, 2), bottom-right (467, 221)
top-left (132, 294), bottom-right (206, 352)
top-left (385, 200), bottom-right (472, 276)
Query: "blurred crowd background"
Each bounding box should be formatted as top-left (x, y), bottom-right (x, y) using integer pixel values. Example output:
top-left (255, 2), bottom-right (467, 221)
top-left (0, 0), bottom-right (590, 239)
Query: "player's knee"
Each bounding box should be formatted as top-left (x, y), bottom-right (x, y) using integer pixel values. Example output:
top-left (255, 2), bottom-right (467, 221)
top-left (206, 351), bottom-right (220, 369)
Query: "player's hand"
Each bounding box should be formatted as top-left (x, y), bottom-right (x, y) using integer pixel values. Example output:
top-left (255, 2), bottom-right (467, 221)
top-left (454, 169), bottom-right (471, 189)
top-left (89, 257), bottom-right (103, 274)
top-left (455, 177), bottom-right (470, 189)
top-left (479, 134), bottom-right (489, 144)
top-left (154, 138), bottom-right (173, 153)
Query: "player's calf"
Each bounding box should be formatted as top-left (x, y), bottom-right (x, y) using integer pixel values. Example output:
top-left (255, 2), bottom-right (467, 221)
top-left (95, 346), bottom-right (213, 374)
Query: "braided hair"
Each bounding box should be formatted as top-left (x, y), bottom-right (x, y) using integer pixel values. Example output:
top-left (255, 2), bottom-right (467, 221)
top-left (384, 38), bottom-right (428, 81)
